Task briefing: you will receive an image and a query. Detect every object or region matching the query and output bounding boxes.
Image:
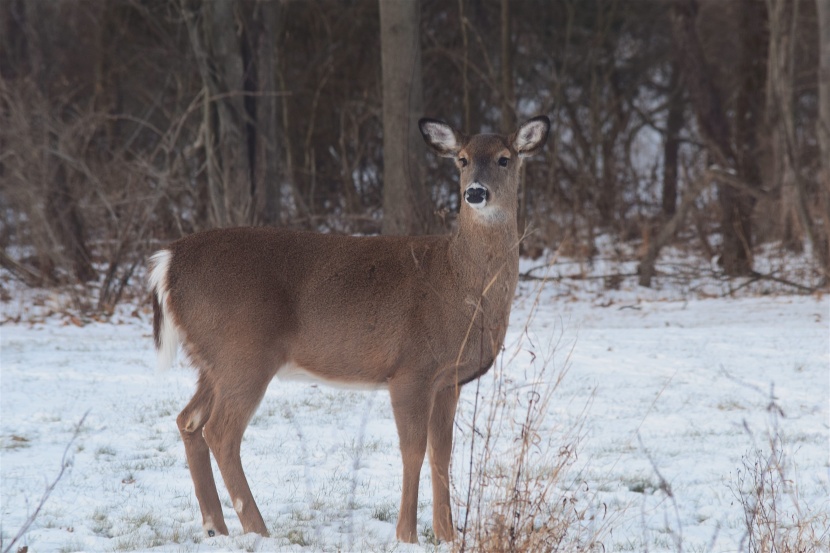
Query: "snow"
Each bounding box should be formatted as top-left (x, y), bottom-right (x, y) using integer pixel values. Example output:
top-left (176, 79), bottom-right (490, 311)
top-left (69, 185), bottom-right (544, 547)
top-left (1, 257), bottom-right (828, 552)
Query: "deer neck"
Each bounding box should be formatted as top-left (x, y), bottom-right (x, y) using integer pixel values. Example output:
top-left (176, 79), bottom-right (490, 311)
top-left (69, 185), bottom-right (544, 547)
top-left (449, 203), bottom-right (520, 292)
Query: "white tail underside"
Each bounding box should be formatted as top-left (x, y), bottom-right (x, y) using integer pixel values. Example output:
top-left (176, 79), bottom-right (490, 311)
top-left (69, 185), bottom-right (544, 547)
top-left (148, 249), bottom-right (179, 371)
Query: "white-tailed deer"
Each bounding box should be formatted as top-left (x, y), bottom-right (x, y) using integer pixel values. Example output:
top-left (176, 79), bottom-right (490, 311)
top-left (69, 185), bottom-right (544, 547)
top-left (148, 116), bottom-right (550, 543)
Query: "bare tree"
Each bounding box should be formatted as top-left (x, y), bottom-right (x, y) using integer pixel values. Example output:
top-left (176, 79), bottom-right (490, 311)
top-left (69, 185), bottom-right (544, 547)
top-left (249, 0), bottom-right (282, 226)
top-left (672, 0), bottom-right (755, 276)
top-left (662, 61), bottom-right (684, 219)
top-left (18, 2), bottom-right (97, 282)
top-left (817, 0), bottom-right (830, 277)
top-left (766, 0), bottom-right (804, 251)
top-left (765, 0), bottom-right (829, 275)
top-left (181, 0), bottom-right (254, 227)
top-left (379, 0), bottom-right (434, 235)
top-left (3, 0), bottom-right (828, 308)
top-left (499, 0), bottom-right (516, 135)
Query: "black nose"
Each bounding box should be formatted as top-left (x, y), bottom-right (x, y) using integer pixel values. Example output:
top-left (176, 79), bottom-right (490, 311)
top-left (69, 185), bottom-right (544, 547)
top-left (464, 184), bottom-right (489, 205)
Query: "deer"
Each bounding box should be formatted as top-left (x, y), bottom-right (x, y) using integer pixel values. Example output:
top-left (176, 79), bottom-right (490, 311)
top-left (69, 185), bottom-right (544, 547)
top-left (148, 115), bottom-right (550, 544)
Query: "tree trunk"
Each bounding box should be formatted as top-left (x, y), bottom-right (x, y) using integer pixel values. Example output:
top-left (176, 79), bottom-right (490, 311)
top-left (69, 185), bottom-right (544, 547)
top-left (458, 0), bottom-right (471, 131)
top-left (671, 0), bottom-right (754, 276)
top-left (662, 61), bottom-right (683, 219)
top-left (0, 0), bottom-right (30, 79)
top-left (501, 0), bottom-right (525, 236)
top-left (731, 0), bottom-right (766, 268)
top-left (46, 160), bottom-right (97, 282)
top-left (181, 0), bottom-right (254, 228)
top-left (670, 1), bottom-right (732, 167)
top-left (379, 0), bottom-right (434, 236)
top-left (251, 0), bottom-right (281, 226)
top-left (639, 175), bottom-right (709, 287)
top-left (499, 0), bottom-right (515, 135)
top-left (767, 0), bottom-right (823, 257)
top-left (816, 0), bottom-right (830, 276)
top-left (22, 1), bottom-right (96, 283)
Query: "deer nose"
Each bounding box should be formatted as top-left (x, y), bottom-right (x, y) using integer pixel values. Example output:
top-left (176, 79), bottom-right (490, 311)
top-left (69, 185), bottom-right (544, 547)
top-left (464, 182), bottom-right (489, 207)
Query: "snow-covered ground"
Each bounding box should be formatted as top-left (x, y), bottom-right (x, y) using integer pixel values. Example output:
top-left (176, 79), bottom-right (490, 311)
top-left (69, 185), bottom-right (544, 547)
top-left (1, 254), bottom-right (828, 552)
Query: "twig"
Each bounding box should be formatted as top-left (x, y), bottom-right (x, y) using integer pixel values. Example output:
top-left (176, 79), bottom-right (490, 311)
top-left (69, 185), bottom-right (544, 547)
top-left (1, 411), bottom-right (89, 553)
top-left (637, 433), bottom-right (684, 553)
top-left (748, 270), bottom-right (822, 294)
top-left (458, 353), bottom-right (485, 552)
top-left (704, 167), bottom-right (771, 200)
top-left (639, 172), bottom-right (711, 288)
top-left (722, 273), bottom-right (764, 297)
top-left (0, 251), bottom-right (53, 288)
top-left (519, 271), bottom-right (639, 282)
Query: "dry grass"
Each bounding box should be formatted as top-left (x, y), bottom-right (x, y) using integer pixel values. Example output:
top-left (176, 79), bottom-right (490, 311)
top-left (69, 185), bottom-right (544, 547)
top-left (451, 361), bottom-right (604, 552)
top-left (731, 397), bottom-right (829, 553)
top-left (449, 277), bottom-right (826, 553)
top-left (451, 277), bottom-right (606, 553)
top-left (449, 310), bottom-right (830, 553)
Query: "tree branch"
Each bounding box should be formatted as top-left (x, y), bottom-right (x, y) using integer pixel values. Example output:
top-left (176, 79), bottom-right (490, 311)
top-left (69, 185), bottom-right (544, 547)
top-left (1, 412), bottom-right (89, 553)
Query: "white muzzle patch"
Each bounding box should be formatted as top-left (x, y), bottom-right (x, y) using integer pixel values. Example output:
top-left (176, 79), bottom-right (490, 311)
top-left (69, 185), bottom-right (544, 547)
top-left (464, 182), bottom-right (489, 208)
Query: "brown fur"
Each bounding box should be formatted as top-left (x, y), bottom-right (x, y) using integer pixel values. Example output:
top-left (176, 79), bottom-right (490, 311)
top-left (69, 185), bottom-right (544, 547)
top-left (149, 116), bottom-right (550, 543)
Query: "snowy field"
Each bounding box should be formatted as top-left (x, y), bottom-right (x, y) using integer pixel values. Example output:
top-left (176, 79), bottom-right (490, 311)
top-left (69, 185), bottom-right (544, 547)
top-left (1, 254), bottom-right (828, 552)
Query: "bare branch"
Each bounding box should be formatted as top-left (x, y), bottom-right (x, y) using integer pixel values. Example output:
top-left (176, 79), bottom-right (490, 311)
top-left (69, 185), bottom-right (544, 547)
top-left (1, 412), bottom-right (89, 553)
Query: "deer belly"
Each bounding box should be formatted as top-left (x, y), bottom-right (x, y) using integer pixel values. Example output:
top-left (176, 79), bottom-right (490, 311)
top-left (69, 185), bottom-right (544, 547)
top-left (275, 361), bottom-right (388, 391)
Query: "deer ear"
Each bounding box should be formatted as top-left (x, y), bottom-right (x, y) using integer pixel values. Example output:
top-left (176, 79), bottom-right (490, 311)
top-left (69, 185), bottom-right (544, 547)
top-left (512, 116), bottom-right (550, 157)
top-left (419, 118), bottom-right (464, 157)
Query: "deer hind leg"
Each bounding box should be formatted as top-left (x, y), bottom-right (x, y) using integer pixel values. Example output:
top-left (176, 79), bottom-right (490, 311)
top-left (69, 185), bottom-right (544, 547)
top-left (428, 385), bottom-right (459, 543)
top-left (389, 376), bottom-right (432, 544)
top-left (201, 367), bottom-right (272, 537)
top-left (177, 373), bottom-right (228, 537)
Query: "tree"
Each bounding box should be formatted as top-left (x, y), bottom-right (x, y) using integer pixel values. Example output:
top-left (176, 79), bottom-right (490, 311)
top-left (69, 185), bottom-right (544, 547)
top-left (249, 0), bottom-right (282, 226)
top-left (5, 1), bottom-right (97, 282)
top-left (671, 0), bottom-right (755, 276)
top-left (662, 61), bottom-right (684, 219)
top-left (379, 0), bottom-right (434, 235)
top-left (181, 0), bottom-right (282, 228)
top-left (3, 0), bottom-right (828, 307)
top-left (817, 0), bottom-right (830, 277)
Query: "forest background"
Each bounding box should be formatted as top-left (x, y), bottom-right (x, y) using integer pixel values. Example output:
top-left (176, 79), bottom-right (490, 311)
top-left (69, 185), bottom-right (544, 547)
top-left (1, 0), bottom-right (829, 310)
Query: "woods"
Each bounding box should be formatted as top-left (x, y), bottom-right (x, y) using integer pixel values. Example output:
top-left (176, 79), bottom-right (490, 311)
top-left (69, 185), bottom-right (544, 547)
top-left (1, 0), bottom-right (828, 312)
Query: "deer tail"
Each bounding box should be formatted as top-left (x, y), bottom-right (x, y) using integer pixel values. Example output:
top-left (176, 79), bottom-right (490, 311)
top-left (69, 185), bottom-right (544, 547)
top-left (148, 249), bottom-right (178, 371)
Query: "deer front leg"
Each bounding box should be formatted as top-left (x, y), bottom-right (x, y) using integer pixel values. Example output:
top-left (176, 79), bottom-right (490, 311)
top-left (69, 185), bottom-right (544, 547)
top-left (389, 377), bottom-right (431, 544)
top-left (428, 385), bottom-right (459, 542)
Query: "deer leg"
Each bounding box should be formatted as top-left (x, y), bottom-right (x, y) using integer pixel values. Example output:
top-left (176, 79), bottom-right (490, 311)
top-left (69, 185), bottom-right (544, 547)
top-left (428, 385), bottom-right (459, 542)
top-left (177, 373), bottom-right (228, 537)
top-left (389, 377), bottom-right (431, 544)
top-left (202, 371), bottom-right (271, 537)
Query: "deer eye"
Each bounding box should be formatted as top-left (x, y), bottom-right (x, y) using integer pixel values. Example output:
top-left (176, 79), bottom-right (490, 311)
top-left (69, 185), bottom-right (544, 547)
top-left (498, 157), bottom-right (509, 167)
top-left (458, 157), bottom-right (468, 168)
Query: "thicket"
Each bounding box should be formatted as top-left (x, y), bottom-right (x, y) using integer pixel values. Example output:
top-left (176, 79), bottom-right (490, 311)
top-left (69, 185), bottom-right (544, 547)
top-left (1, 0), bottom-right (828, 313)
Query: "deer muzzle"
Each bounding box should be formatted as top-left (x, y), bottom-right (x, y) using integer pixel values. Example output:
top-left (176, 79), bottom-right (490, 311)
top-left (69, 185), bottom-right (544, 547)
top-left (464, 182), bottom-right (489, 207)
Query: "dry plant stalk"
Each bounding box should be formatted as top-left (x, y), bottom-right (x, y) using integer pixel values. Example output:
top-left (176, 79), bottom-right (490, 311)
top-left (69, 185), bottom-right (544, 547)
top-left (732, 395), bottom-right (829, 553)
top-left (453, 278), bottom-right (604, 553)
